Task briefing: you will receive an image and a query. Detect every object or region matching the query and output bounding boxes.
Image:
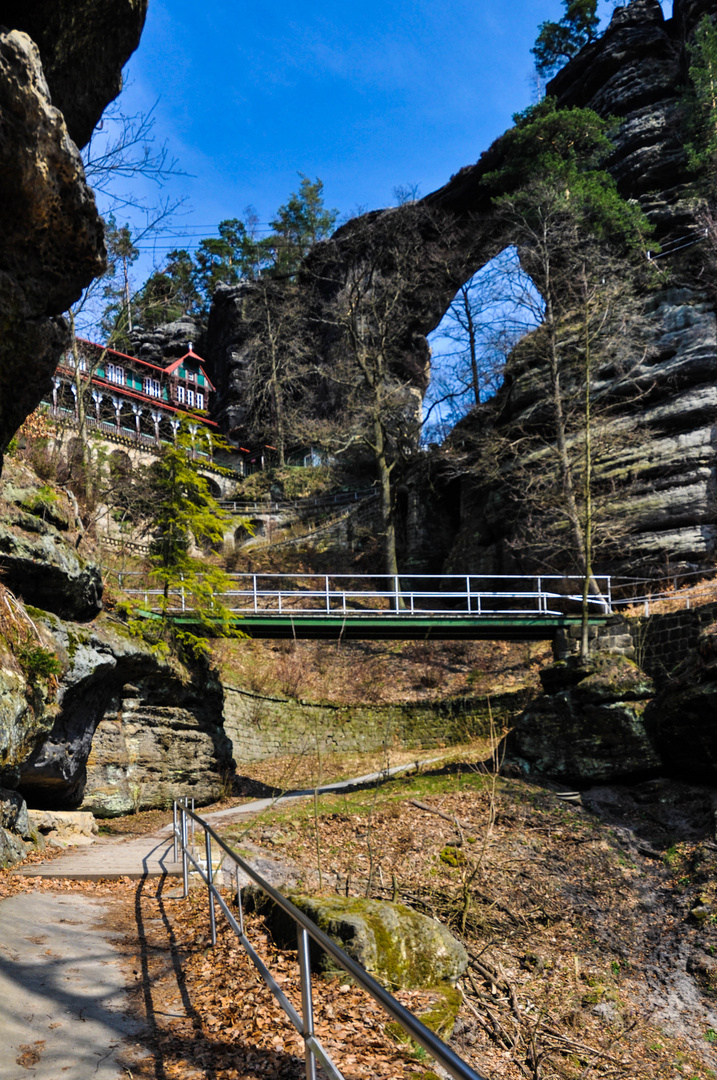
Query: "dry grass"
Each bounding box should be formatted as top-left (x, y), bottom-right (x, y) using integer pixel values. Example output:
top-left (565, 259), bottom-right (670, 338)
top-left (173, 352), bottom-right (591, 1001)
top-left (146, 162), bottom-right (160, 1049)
top-left (214, 636), bottom-right (550, 707)
top-left (617, 573), bottom-right (717, 618)
top-left (215, 768), bottom-right (717, 1080)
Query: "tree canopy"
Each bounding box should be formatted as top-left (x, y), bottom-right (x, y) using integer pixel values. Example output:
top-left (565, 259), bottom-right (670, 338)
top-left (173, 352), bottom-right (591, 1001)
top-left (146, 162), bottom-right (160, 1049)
top-left (484, 99), bottom-right (650, 253)
top-left (127, 175), bottom-right (338, 332)
top-left (531, 0), bottom-right (599, 77)
top-left (685, 14), bottom-right (717, 178)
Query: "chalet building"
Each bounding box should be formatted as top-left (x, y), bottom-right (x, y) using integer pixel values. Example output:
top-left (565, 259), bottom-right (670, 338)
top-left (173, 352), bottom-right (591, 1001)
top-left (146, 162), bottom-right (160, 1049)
top-left (48, 338), bottom-right (224, 458)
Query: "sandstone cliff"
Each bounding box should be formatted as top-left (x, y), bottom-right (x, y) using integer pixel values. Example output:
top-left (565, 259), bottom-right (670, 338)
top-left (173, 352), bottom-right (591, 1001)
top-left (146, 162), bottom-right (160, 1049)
top-left (444, 0), bottom-right (717, 578)
top-left (206, 0), bottom-right (717, 577)
top-left (0, 459), bottom-right (234, 861)
top-left (0, 2), bottom-right (147, 462)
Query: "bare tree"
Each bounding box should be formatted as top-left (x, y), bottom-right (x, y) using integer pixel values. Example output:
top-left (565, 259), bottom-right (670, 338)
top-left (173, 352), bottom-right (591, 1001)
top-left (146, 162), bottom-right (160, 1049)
top-left (424, 248), bottom-right (537, 441)
top-left (316, 205), bottom-right (454, 581)
top-left (240, 278), bottom-right (317, 467)
top-left (470, 179), bottom-right (653, 657)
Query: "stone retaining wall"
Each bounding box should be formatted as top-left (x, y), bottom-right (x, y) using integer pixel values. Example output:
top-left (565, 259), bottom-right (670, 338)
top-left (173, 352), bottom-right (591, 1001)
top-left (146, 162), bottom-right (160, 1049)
top-left (556, 602), bottom-right (717, 685)
top-left (627, 601), bottom-right (717, 684)
top-left (222, 685), bottom-right (531, 765)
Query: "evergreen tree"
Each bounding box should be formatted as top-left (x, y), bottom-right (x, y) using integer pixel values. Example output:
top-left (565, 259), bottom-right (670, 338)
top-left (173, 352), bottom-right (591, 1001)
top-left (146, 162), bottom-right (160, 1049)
top-left (268, 175), bottom-right (338, 276)
top-left (146, 424), bottom-right (246, 656)
top-left (532, 0), bottom-right (599, 77)
top-left (685, 15), bottom-right (717, 177)
top-left (193, 215), bottom-right (272, 308)
top-left (99, 216), bottom-right (140, 348)
top-left (135, 249), bottom-right (202, 329)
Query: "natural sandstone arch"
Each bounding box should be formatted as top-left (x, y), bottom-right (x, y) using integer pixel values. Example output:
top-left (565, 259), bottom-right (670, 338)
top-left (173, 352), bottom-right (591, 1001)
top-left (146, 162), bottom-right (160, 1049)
top-left (206, 0), bottom-right (717, 576)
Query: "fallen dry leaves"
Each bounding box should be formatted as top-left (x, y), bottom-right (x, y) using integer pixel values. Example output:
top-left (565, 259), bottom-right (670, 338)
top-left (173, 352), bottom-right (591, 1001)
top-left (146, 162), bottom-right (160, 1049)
top-left (4, 770), bottom-right (717, 1080)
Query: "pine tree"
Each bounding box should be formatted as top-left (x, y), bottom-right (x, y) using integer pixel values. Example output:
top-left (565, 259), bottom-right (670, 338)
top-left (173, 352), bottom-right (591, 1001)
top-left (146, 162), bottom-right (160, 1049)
top-left (268, 175), bottom-right (338, 276)
top-left (685, 15), bottom-right (717, 177)
top-left (146, 425), bottom-right (248, 655)
top-left (532, 0), bottom-right (600, 77)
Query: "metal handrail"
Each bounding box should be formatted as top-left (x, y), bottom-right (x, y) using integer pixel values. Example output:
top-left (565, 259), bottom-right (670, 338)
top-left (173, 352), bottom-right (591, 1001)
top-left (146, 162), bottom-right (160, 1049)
top-left (219, 487), bottom-right (377, 514)
top-left (173, 803), bottom-right (486, 1080)
top-left (118, 572), bottom-right (613, 617)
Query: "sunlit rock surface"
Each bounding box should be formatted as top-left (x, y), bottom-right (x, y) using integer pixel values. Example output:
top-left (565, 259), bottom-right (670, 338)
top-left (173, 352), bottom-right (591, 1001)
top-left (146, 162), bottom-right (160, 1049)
top-left (0, 2), bottom-right (147, 459)
top-left (207, 0), bottom-right (717, 576)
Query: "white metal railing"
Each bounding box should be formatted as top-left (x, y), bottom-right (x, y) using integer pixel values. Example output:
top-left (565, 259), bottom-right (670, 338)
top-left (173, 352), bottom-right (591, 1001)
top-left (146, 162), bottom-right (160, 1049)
top-left (173, 802), bottom-right (486, 1080)
top-left (219, 487), bottom-right (377, 514)
top-left (116, 572), bottom-right (613, 617)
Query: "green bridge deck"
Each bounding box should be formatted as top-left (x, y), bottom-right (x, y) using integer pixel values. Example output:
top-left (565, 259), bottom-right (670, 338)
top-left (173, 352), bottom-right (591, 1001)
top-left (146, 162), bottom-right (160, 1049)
top-left (167, 612), bottom-right (610, 641)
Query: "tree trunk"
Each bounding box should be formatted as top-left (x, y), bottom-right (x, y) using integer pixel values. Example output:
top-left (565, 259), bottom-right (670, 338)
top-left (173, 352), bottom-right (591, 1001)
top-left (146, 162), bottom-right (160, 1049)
top-left (373, 413), bottom-right (404, 606)
top-left (461, 285), bottom-right (481, 406)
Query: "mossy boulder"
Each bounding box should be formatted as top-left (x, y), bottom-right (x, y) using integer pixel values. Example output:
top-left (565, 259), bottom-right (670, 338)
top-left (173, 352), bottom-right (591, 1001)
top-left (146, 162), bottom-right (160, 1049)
top-left (265, 895), bottom-right (468, 990)
top-left (386, 982), bottom-right (463, 1042)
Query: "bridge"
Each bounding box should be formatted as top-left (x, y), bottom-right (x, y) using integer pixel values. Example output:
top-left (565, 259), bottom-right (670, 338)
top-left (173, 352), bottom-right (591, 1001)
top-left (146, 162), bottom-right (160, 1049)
top-left (119, 572), bottom-right (613, 640)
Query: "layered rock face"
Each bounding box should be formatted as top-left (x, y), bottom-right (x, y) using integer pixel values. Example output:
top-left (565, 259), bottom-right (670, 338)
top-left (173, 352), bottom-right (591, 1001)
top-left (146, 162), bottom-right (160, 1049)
top-left (128, 315), bottom-right (205, 368)
top-left (0, 463), bottom-right (232, 857)
top-left (445, 0), bottom-right (717, 575)
top-left (0, 2), bottom-right (147, 460)
top-left (509, 653), bottom-right (660, 785)
top-left (207, 0), bottom-right (717, 575)
top-left (8, 615), bottom-right (233, 816)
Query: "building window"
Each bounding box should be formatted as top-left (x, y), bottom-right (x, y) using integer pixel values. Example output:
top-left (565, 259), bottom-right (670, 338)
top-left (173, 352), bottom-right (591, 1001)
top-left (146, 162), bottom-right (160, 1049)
top-left (143, 378), bottom-right (161, 398)
top-left (187, 370), bottom-right (195, 382)
top-left (107, 363), bottom-right (125, 386)
top-left (187, 389), bottom-right (195, 407)
top-left (176, 385), bottom-right (186, 404)
top-left (196, 391), bottom-right (204, 409)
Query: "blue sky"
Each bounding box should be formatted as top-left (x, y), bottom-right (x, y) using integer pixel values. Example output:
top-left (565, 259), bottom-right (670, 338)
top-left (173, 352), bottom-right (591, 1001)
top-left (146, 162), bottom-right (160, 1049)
top-left (104, 0), bottom-right (670, 265)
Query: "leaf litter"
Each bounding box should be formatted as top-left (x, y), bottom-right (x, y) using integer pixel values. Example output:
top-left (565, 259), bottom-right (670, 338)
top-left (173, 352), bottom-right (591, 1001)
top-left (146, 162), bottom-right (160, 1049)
top-left (3, 766), bottom-right (717, 1079)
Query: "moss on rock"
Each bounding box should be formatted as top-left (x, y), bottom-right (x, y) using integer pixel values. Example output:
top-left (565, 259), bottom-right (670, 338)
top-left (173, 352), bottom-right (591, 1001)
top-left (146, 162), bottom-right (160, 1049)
top-left (264, 895), bottom-right (468, 991)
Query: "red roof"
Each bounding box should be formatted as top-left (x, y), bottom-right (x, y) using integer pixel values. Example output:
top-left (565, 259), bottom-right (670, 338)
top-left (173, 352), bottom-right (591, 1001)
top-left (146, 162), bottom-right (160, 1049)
top-left (163, 350), bottom-right (216, 391)
top-left (57, 362), bottom-right (219, 428)
top-left (77, 338), bottom-right (168, 375)
top-left (76, 339), bottom-right (216, 391)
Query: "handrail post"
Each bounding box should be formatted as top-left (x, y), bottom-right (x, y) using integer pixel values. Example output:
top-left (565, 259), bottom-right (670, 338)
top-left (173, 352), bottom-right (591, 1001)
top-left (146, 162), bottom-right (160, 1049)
top-left (325, 575), bottom-right (330, 614)
top-left (537, 577), bottom-right (542, 614)
top-left (253, 574), bottom-right (258, 613)
top-left (181, 804), bottom-right (188, 898)
top-left (173, 801), bottom-right (178, 864)
top-left (466, 575), bottom-right (470, 614)
top-left (394, 575), bottom-right (399, 614)
top-left (297, 926), bottom-right (317, 1080)
top-left (206, 828), bottom-right (217, 947)
top-left (235, 866), bottom-right (245, 937)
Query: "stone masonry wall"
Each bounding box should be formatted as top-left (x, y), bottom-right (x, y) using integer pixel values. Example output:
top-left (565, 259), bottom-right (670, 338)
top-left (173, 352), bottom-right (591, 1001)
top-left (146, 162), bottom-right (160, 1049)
top-left (627, 601), bottom-right (717, 684)
top-left (223, 685), bottom-right (531, 766)
top-left (556, 602), bottom-right (717, 686)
